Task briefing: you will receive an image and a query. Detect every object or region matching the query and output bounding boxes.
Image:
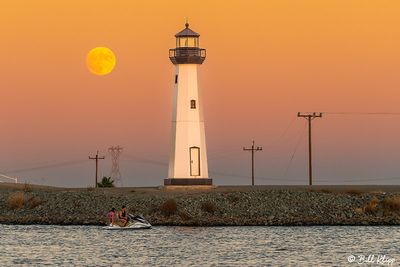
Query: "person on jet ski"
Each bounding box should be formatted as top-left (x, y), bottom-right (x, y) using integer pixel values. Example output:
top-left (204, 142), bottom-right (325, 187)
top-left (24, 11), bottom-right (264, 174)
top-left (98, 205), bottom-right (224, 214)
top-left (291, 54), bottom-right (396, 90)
top-left (107, 207), bottom-right (116, 226)
top-left (119, 205), bottom-right (128, 227)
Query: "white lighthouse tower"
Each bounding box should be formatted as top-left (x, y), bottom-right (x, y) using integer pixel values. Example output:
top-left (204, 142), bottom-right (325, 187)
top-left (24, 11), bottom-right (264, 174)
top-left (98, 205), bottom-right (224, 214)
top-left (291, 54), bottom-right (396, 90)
top-left (164, 23), bottom-right (212, 186)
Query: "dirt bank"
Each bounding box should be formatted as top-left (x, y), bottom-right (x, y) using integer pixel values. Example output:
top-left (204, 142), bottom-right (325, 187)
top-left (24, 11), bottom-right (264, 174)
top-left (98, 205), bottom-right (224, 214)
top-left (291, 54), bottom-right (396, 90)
top-left (0, 184), bottom-right (399, 226)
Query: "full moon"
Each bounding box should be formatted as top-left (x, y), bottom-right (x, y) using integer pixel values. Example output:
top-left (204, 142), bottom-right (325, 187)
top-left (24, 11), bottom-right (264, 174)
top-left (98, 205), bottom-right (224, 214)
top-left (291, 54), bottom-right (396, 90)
top-left (86, 47), bottom-right (116, 75)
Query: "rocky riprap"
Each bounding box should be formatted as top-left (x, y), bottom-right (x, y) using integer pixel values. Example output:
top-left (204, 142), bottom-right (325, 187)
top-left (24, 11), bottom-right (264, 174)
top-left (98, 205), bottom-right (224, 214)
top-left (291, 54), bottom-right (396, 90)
top-left (0, 186), bottom-right (399, 226)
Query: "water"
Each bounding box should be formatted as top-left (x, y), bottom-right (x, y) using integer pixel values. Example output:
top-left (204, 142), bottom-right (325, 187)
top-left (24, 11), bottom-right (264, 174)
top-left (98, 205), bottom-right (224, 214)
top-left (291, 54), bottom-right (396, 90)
top-left (0, 225), bottom-right (399, 266)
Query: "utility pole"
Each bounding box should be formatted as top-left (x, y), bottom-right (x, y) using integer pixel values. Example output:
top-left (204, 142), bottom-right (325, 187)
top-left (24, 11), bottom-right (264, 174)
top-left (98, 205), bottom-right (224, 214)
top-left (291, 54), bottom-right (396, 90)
top-left (243, 140), bottom-right (262, 186)
top-left (109, 146), bottom-right (123, 186)
top-left (89, 151), bottom-right (105, 188)
top-left (297, 112), bottom-right (323, 186)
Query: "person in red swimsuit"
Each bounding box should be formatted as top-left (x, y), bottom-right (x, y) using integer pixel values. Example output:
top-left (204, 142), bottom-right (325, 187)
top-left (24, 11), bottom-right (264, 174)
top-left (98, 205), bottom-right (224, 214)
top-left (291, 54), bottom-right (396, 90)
top-left (107, 207), bottom-right (116, 226)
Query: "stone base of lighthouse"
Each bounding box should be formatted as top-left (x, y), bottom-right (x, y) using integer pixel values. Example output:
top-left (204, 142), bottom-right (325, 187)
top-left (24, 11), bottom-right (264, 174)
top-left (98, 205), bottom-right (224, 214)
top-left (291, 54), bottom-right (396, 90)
top-left (164, 178), bottom-right (213, 186)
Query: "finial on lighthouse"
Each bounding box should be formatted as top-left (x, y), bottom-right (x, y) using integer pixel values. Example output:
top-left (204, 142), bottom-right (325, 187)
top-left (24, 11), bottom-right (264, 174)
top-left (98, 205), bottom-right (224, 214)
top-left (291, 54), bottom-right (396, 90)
top-left (185, 17), bottom-right (189, 28)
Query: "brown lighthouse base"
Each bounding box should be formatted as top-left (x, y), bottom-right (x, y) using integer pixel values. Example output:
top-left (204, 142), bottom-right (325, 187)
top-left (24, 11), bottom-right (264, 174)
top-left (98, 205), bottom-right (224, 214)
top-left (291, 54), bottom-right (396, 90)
top-left (164, 178), bottom-right (213, 186)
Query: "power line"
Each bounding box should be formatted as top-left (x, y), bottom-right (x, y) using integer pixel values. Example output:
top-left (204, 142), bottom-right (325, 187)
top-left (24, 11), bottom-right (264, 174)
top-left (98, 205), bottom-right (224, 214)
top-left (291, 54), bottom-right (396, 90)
top-left (208, 117), bottom-right (297, 159)
top-left (207, 148), bottom-right (241, 158)
top-left (120, 150), bottom-right (400, 184)
top-left (261, 117), bottom-right (298, 151)
top-left (283, 121), bottom-right (307, 178)
top-left (109, 146), bottom-right (123, 187)
top-left (279, 116), bottom-right (297, 139)
top-left (4, 159), bottom-right (90, 174)
top-left (89, 151), bottom-right (105, 188)
top-left (121, 155), bottom-right (252, 180)
top-left (243, 140), bottom-right (263, 186)
top-left (316, 176), bottom-right (400, 182)
top-left (297, 112), bottom-right (323, 186)
top-left (122, 154), bottom-right (167, 166)
top-left (322, 112), bottom-right (400, 116)
top-left (214, 166), bottom-right (400, 184)
top-left (120, 154), bottom-right (400, 184)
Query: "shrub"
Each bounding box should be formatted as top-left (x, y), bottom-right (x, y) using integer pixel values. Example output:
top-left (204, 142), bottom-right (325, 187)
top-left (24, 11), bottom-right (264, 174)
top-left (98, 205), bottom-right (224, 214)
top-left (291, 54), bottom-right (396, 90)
top-left (148, 203), bottom-right (159, 214)
top-left (26, 196), bottom-right (43, 209)
top-left (7, 192), bottom-right (26, 209)
top-left (74, 201), bottom-right (81, 208)
top-left (354, 207), bottom-right (364, 214)
top-left (227, 194), bottom-right (240, 203)
top-left (347, 189), bottom-right (363, 196)
top-left (160, 199), bottom-right (177, 216)
top-left (97, 176), bottom-right (115, 188)
top-left (201, 201), bottom-right (217, 214)
top-left (319, 189), bottom-right (332, 194)
top-left (23, 182), bottom-right (32, 193)
top-left (364, 196), bottom-right (379, 214)
top-left (383, 196), bottom-right (400, 215)
top-left (178, 211), bottom-right (192, 221)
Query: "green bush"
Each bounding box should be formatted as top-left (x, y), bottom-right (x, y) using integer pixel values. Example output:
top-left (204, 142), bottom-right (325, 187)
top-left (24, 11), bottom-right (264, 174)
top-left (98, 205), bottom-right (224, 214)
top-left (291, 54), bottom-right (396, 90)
top-left (97, 177), bottom-right (115, 188)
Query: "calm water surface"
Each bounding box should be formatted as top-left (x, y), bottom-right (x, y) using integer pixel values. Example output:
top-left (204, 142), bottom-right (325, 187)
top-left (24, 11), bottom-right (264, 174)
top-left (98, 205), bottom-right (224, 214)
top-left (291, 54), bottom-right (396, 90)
top-left (0, 225), bottom-right (399, 266)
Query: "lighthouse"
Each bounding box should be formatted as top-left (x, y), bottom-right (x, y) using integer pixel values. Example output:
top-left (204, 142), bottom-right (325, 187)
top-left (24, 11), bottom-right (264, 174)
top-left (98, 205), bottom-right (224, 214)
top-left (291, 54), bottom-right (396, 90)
top-left (164, 23), bottom-right (212, 186)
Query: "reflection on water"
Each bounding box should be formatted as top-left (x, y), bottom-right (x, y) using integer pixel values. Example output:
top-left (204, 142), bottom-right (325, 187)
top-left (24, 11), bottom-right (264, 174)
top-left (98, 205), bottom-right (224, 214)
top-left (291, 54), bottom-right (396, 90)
top-left (0, 225), bottom-right (399, 266)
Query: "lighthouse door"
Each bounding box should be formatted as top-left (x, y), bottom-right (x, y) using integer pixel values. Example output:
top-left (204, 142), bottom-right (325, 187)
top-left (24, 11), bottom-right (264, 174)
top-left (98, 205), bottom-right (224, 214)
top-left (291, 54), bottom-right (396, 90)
top-left (190, 147), bottom-right (200, 177)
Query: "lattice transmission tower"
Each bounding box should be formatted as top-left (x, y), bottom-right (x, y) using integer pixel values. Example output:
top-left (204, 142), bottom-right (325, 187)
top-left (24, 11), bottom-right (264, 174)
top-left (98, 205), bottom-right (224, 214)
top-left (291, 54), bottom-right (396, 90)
top-left (108, 146), bottom-right (123, 186)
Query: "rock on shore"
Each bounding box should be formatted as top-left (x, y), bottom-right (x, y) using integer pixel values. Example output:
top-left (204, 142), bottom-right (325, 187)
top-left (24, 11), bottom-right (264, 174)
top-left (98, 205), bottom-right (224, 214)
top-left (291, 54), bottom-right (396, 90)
top-left (0, 185), bottom-right (400, 226)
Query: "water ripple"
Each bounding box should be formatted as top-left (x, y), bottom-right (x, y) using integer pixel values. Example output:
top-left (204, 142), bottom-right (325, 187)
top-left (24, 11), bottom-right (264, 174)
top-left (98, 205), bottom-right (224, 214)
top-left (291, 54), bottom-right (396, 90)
top-left (0, 225), bottom-right (399, 266)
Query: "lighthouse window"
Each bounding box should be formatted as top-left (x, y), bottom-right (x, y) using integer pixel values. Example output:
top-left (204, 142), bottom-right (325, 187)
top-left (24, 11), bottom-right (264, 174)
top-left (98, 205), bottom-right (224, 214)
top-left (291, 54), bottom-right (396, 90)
top-left (175, 75), bottom-right (178, 84)
top-left (190, 100), bottom-right (196, 109)
top-left (177, 37), bottom-right (198, 48)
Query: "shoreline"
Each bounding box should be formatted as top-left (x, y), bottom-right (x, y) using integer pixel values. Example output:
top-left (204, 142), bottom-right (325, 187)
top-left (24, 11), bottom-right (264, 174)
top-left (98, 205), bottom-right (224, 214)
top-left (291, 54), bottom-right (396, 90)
top-left (1, 184), bottom-right (400, 226)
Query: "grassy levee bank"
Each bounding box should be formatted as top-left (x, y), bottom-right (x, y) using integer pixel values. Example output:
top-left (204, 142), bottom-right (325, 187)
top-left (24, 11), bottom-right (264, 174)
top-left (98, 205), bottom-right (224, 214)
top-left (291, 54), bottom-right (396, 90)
top-left (1, 184), bottom-right (400, 226)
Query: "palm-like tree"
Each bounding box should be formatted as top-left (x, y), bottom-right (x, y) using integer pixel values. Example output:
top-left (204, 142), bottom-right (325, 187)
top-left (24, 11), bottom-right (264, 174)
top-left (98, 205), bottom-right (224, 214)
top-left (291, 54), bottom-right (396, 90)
top-left (97, 176), bottom-right (115, 188)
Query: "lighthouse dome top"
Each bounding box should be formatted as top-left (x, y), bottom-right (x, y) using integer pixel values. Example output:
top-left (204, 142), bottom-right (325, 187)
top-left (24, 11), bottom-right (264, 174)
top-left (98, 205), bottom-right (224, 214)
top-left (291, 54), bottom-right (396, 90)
top-left (169, 22), bottom-right (206, 65)
top-left (175, 23), bottom-right (200, 37)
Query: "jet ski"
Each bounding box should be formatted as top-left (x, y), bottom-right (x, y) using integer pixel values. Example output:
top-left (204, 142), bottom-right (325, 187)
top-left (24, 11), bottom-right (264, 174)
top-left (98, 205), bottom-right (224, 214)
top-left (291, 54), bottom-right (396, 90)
top-left (104, 214), bottom-right (152, 230)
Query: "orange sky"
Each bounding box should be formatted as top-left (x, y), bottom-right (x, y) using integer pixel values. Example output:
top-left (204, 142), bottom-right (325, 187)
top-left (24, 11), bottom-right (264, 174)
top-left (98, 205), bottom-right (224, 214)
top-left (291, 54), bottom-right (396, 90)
top-left (1, 0), bottom-right (400, 186)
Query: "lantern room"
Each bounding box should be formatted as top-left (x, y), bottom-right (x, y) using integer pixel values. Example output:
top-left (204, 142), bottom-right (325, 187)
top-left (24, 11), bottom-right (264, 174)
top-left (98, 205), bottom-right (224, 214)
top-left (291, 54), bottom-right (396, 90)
top-left (175, 22), bottom-right (200, 48)
top-left (169, 23), bottom-right (206, 65)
